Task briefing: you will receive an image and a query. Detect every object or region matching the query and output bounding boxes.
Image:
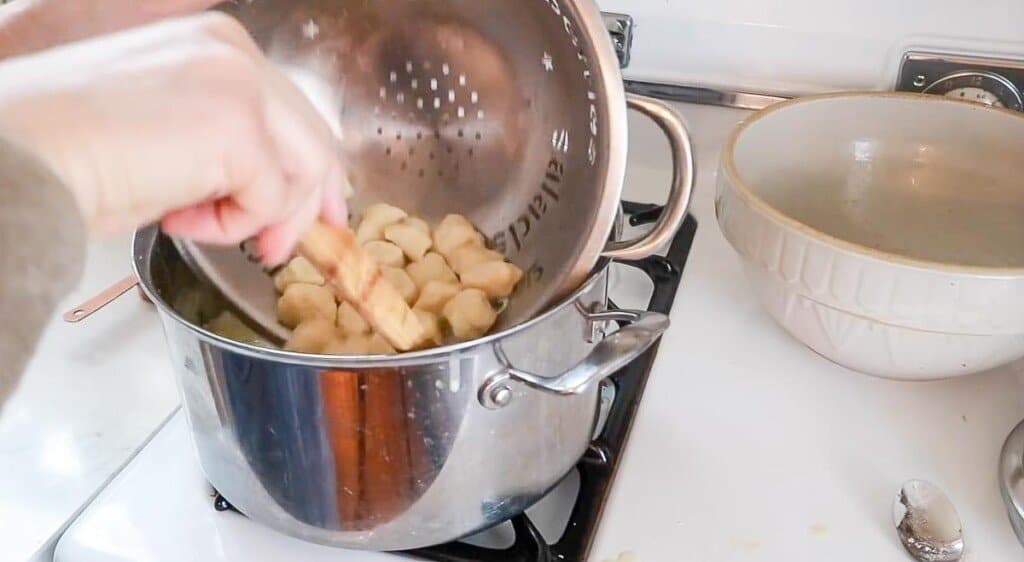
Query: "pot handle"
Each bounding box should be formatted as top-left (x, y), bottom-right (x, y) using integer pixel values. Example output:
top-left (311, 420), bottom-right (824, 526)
top-left (63, 274), bottom-right (140, 323)
top-left (498, 309), bottom-right (669, 396)
top-left (602, 94), bottom-right (695, 260)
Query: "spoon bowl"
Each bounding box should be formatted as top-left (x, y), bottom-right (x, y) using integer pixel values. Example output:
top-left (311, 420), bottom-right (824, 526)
top-left (894, 480), bottom-right (965, 562)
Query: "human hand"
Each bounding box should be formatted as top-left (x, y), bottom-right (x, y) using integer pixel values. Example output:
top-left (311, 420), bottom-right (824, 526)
top-left (0, 0), bottom-right (224, 58)
top-left (0, 13), bottom-right (348, 264)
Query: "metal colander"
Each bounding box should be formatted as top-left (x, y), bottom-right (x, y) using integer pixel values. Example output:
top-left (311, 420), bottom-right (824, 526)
top-left (177, 0), bottom-right (694, 343)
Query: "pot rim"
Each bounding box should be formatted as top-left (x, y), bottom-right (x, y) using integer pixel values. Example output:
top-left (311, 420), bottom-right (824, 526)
top-left (133, 226), bottom-right (610, 368)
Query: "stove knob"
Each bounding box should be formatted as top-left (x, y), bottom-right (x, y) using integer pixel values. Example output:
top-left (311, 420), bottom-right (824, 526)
top-left (922, 70), bottom-right (1024, 111)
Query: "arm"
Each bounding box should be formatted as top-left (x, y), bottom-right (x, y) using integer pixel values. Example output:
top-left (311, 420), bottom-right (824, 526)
top-left (0, 13), bottom-right (347, 407)
top-left (0, 0), bottom-right (221, 59)
top-left (0, 136), bottom-right (84, 404)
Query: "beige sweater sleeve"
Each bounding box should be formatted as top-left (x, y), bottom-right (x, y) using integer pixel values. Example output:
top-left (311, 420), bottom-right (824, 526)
top-left (0, 136), bottom-right (85, 407)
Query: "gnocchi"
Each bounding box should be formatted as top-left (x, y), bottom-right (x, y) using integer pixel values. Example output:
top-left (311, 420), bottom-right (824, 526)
top-left (406, 252), bottom-right (459, 290)
top-left (355, 203), bottom-right (407, 244)
top-left (443, 289), bottom-right (498, 342)
top-left (268, 205), bottom-right (523, 355)
top-left (447, 243), bottom-right (505, 276)
top-left (337, 301), bottom-right (370, 336)
top-left (414, 309), bottom-right (444, 346)
top-left (368, 334), bottom-right (398, 355)
top-left (413, 281), bottom-right (461, 314)
top-left (287, 318), bottom-right (338, 354)
top-left (322, 334), bottom-right (372, 355)
top-left (402, 216), bottom-right (431, 235)
top-left (277, 283), bottom-right (337, 328)
top-left (364, 240), bottom-right (406, 268)
top-left (273, 256), bottom-right (325, 292)
top-left (460, 261), bottom-right (524, 298)
top-left (385, 223), bottom-right (433, 261)
top-left (322, 333), bottom-right (398, 356)
top-left (381, 267), bottom-right (419, 305)
top-left (433, 214), bottom-right (485, 256)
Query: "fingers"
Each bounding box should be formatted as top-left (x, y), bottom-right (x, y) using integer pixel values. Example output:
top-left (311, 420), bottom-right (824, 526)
top-left (248, 158), bottom-right (347, 265)
top-left (261, 63), bottom-right (341, 182)
top-left (320, 161), bottom-right (349, 226)
top-left (194, 11), bottom-right (264, 59)
top-left (251, 161), bottom-right (348, 265)
top-left (246, 62), bottom-right (346, 256)
top-left (156, 15), bottom-right (348, 259)
top-left (162, 0), bottom-right (227, 16)
top-left (120, 1), bottom-right (234, 34)
top-left (256, 185), bottom-right (323, 266)
top-left (162, 139), bottom-right (288, 244)
top-left (162, 198), bottom-right (261, 244)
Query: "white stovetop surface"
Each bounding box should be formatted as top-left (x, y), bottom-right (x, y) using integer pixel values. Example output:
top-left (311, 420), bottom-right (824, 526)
top-left (46, 101), bottom-right (1024, 562)
top-left (0, 241), bottom-right (180, 561)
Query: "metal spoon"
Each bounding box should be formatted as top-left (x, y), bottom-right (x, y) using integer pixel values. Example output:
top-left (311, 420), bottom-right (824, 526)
top-left (893, 480), bottom-right (965, 562)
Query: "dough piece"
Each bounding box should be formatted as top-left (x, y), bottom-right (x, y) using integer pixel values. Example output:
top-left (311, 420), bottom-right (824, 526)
top-left (414, 281), bottom-right (461, 314)
top-left (447, 243), bottom-right (505, 276)
top-left (273, 256), bottom-right (325, 292)
top-left (385, 222), bottom-right (432, 261)
top-left (286, 318), bottom-right (337, 353)
top-left (355, 203), bottom-right (407, 244)
top-left (277, 283), bottom-right (337, 328)
top-left (381, 266), bottom-right (419, 305)
top-left (364, 240), bottom-right (406, 268)
top-left (337, 301), bottom-right (370, 336)
top-left (433, 214), bottom-right (485, 256)
top-left (406, 252), bottom-right (458, 290)
top-left (322, 334), bottom-right (372, 355)
top-left (322, 334), bottom-right (397, 356)
top-left (414, 309), bottom-right (444, 346)
top-left (368, 334), bottom-right (398, 355)
top-left (459, 261), bottom-right (524, 298)
top-left (402, 216), bottom-right (431, 235)
top-left (443, 289), bottom-right (498, 342)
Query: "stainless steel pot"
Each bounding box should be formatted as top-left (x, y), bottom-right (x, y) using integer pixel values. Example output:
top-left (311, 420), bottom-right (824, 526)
top-left (134, 226), bottom-right (668, 550)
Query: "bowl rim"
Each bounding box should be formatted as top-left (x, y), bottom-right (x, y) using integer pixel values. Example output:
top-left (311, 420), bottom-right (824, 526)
top-left (720, 90), bottom-right (1024, 278)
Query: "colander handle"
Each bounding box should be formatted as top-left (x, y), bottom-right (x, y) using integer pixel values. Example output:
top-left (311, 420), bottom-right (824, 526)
top-left (494, 309), bottom-right (669, 397)
top-left (602, 94), bottom-right (695, 260)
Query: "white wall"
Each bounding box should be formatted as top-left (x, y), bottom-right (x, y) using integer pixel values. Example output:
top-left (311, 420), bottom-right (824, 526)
top-left (597, 0), bottom-right (1024, 95)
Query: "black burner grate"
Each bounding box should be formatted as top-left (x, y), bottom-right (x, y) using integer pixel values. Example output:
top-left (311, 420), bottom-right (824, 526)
top-left (214, 204), bottom-right (698, 562)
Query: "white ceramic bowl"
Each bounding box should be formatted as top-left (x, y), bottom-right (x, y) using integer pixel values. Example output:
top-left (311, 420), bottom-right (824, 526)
top-left (716, 93), bottom-right (1024, 380)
